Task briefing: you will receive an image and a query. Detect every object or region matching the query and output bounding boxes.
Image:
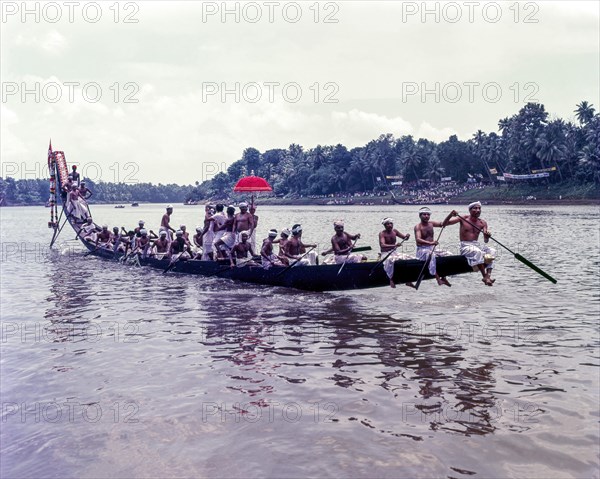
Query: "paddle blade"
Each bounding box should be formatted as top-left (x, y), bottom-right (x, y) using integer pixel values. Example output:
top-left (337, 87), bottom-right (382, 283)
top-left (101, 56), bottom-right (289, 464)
top-left (514, 253), bottom-right (557, 284)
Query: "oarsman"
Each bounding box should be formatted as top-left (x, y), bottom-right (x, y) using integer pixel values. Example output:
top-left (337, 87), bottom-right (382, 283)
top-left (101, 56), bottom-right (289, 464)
top-left (229, 231), bottom-right (259, 268)
top-left (180, 225), bottom-right (191, 244)
top-left (249, 205), bottom-right (259, 252)
top-left (95, 225), bottom-right (112, 249)
top-left (80, 217), bottom-right (99, 243)
top-left (277, 229), bottom-right (290, 265)
top-left (446, 201), bottom-right (496, 286)
top-left (201, 205), bottom-right (215, 261)
top-left (214, 206), bottom-right (237, 259)
top-left (169, 230), bottom-right (193, 260)
top-left (233, 202), bottom-right (254, 244)
top-left (70, 165), bottom-right (80, 186)
top-left (211, 204), bottom-right (226, 253)
top-left (261, 229), bottom-right (284, 269)
top-left (284, 224), bottom-right (318, 266)
top-left (136, 229), bottom-right (152, 258)
top-left (161, 205), bottom-right (176, 240)
top-left (330, 220), bottom-right (366, 264)
top-left (379, 217), bottom-right (412, 288)
top-left (134, 220), bottom-right (145, 235)
top-left (152, 230), bottom-right (170, 257)
top-left (111, 227), bottom-right (126, 253)
top-left (414, 207), bottom-right (454, 287)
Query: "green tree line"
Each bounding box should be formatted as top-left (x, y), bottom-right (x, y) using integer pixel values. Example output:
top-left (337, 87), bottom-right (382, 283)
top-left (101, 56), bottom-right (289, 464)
top-left (0, 178), bottom-right (193, 206)
top-left (1, 101), bottom-right (598, 206)
top-left (189, 101), bottom-right (599, 201)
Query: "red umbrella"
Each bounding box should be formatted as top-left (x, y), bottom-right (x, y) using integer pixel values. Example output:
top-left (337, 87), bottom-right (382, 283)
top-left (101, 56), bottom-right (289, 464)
top-left (233, 174), bottom-right (272, 206)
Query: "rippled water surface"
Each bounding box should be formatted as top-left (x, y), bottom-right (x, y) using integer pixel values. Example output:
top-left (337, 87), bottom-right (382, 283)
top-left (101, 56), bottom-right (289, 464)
top-left (1, 204), bottom-right (599, 478)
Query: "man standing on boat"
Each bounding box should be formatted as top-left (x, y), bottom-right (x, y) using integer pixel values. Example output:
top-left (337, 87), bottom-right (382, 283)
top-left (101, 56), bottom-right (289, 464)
top-left (331, 220), bottom-right (366, 264)
top-left (161, 205), bottom-right (176, 240)
top-left (211, 204), bottom-right (226, 254)
top-left (414, 207), bottom-right (454, 287)
top-left (214, 206), bottom-right (237, 259)
top-left (284, 224), bottom-right (317, 266)
top-left (446, 201), bottom-right (496, 286)
top-left (71, 165), bottom-right (80, 186)
top-left (378, 218), bottom-right (412, 288)
top-left (201, 205), bottom-right (215, 261)
top-left (233, 202), bottom-right (254, 244)
top-left (249, 205), bottom-right (259, 252)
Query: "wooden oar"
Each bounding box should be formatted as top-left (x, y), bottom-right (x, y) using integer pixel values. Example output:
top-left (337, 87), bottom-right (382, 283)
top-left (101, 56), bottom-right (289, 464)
top-left (414, 226), bottom-right (445, 290)
top-left (274, 246), bottom-right (316, 277)
top-left (336, 238), bottom-right (359, 277)
top-left (457, 215), bottom-right (557, 284)
top-left (163, 252), bottom-right (184, 274)
top-left (368, 238), bottom-right (407, 277)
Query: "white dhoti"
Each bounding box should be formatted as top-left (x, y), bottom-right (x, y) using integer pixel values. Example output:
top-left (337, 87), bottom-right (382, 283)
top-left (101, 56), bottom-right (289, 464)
top-left (68, 197), bottom-right (88, 220)
top-left (250, 230), bottom-right (257, 253)
top-left (383, 250), bottom-right (413, 280)
top-left (202, 230), bottom-right (215, 261)
top-left (416, 245), bottom-right (452, 276)
top-left (220, 232), bottom-right (236, 251)
top-left (292, 251), bottom-right (318, 267)
top-left (334, 253), bottom-right (363, 264)
top-left (212, 230), bottom-right (225, 251)
top-left (460, 241), bottom-right (496, 269)
top-left (262, 254), bottom-right (283, 269)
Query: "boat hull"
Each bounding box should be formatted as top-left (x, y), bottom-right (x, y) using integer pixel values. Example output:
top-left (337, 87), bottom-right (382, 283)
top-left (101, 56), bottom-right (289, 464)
top-left (86, 242), bottom-right (472, 292)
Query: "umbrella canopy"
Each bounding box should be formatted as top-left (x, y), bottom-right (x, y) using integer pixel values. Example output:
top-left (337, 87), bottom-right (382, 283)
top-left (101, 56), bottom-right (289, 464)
top-left (233, 175), bottom-right (273, 192)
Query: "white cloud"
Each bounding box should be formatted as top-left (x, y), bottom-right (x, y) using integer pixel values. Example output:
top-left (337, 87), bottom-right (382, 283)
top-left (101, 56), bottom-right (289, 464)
top-left (41, 30), bottom-right (67, 54)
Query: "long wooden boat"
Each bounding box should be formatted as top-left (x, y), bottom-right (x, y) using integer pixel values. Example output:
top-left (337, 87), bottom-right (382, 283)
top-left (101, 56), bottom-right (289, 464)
top-left (49, 150), bottom-right (472, 292)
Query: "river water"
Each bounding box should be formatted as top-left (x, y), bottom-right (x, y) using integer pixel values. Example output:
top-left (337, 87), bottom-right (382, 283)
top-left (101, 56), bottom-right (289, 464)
top-left (1, 204), bottom-right (598, 479)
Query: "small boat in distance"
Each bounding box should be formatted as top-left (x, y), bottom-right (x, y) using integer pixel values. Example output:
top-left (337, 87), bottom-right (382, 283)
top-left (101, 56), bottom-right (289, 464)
top-left (115, 205), bottom-right (125, 209)
top-left (131, 202), bottom-right (139, 207)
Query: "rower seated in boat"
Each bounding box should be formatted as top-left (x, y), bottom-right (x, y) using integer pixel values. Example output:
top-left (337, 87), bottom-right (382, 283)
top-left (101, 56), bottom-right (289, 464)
top-left (80, 217), bottom-right (99, 243)
top-left (230, 231), bottom-right (259, 268)
top-left (136, 229), bottom-right (152, 258)
top-left (414, 207), bottom-right (453, 287)
top-left (261, 229), bottom-right (284, 269)
top-left (152, 230), bottom-right (170, 258)
top-left (379, 217), bottom-right (413, 288)
top-left (284, 224), bottom-right (317, 266)
top-left (446, 201), bottom-right (496, 286)
top-left (331, 220), bottom-right (366, 264)
top-left (169, 230), bottom-right (192, 260)
top-left (277, 229), bottom-right (290, 265)
top-left (95, 225), bottom-right (112, 249)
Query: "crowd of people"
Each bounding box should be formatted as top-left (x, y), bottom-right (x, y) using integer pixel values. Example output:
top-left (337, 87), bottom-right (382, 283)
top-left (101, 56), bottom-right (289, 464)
top-left (75, 194), bottom-right (497, 288)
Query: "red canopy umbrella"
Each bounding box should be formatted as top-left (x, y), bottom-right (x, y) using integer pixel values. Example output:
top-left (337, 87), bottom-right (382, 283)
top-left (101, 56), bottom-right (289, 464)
top-left (233, 174), bottom-right (272, 206)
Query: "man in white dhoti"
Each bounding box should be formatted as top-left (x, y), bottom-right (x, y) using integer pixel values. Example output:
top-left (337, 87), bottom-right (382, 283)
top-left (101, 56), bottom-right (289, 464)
top-left (211, 204), bottom-right (226, 254)
top-left (261, 229), bottom-right (284, 269)
top-left (447, 201), bottom-right (496, 286)
top-left (284, 224), bottom-right (318, 266)
top-left (330, 220), bottom-right (366, 265)
top-left (378, 218), bottom-right (413, 288)
top-left (67, 184), bottom-right (88, 221)
top-left (414, 207), bottom-right (454, 287)
top-left (80, 217), bottom-right (99, 243)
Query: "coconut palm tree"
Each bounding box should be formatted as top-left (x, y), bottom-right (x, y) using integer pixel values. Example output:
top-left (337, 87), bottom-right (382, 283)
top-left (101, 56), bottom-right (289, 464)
top-left (574, 101), bottom-right (596, 125)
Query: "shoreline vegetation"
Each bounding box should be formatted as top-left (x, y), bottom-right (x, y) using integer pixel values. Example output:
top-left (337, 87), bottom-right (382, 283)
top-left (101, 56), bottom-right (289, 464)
top-left (1, 102), bottom-right (598, 207)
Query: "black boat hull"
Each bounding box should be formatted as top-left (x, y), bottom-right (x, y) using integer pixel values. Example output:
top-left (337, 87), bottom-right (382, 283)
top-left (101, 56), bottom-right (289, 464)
top-left (85, 241), bottom-right (472, 292)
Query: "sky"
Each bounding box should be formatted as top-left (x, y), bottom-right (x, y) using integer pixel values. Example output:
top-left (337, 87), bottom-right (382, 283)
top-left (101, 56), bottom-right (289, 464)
top-left (1, 0), bottom-right (599, 185)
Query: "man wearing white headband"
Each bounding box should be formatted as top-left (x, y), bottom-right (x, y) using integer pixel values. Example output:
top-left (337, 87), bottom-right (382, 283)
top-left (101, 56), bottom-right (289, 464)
top-left (233, 202), bottom-right (254, 246)
top-left (447, 202), bottom-right (496, 286)
top-left (379, 217), bottom-right (413, 288)
top-left (284, 224), bottom-right (318, 266)
top-left (229, 231), bottom-right (259, 268)
top-left (331, 220), bottom-right (367, 265)
top-left (152, 229), bottom-right (170, 258)
top-left (260, 229), bottom-right (284, 269)
top-left (414, 208), bottom-right (455, 287)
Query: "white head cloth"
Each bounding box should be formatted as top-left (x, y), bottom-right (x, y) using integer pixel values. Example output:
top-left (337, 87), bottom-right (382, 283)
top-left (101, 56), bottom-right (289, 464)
top-left (291, 225), bottom-right (302, 235)
top-left (281, 229), bottom-right (291, 237)
top-left (240, 230), bottom-right (250, 237)
top-left (381, 217), bottom-right (393, 225)
top-left (166, 204), bottom-right (173, 209)
top-left (239, 202), bottom-right (248, 208)
top-left (468, 201), bottom-right (482, 210)
top-left (268, 229), bottom-right (277, 237)
top-left (419, 207), bottom-right (432, 215)
top-left (333, 220), bottom-right (344, 227)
